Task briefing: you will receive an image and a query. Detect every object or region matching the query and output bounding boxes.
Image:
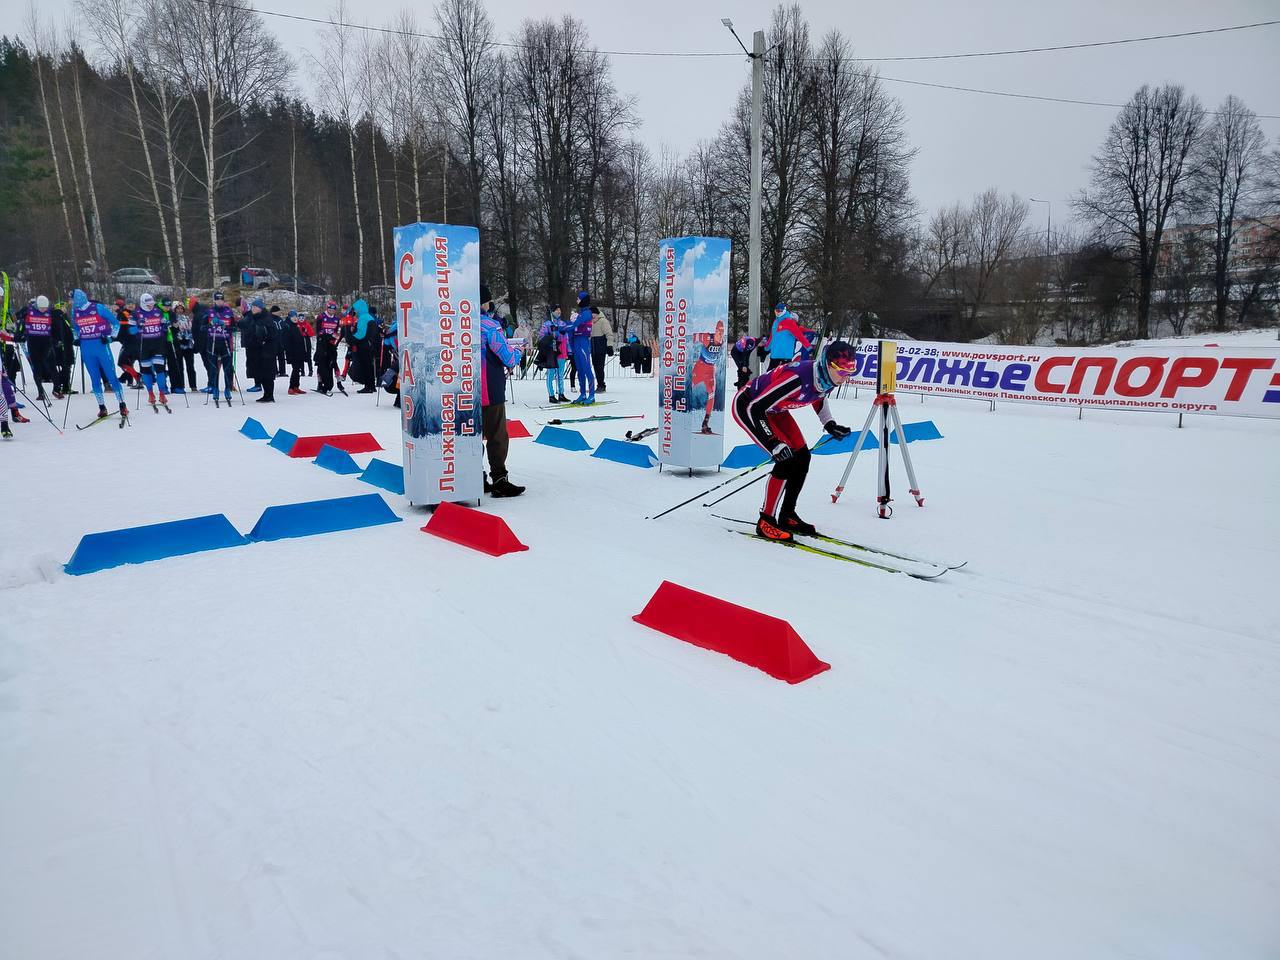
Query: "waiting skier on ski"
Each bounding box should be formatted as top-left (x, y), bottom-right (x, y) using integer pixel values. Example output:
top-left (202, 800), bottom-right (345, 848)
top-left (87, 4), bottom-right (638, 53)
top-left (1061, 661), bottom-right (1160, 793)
top-left (69, 288), bottom-right (129, 422)
top-left (731, 340), bottom-right (857, 542)
top-left (204, 291), bottom-right (237, 405)
top-left (559, 291), bottom-right (596, 404)
top-left (314, 300), bottom-right (342, 394)
top-left (134, 293), bottom-right (171, 411)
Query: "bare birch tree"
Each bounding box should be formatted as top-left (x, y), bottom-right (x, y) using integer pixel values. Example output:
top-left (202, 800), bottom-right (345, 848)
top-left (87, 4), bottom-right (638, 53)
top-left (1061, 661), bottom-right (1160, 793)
top-left (315, 1), bottom-right (364, 289)
top-left (24, 6), bottom-right (78, 266)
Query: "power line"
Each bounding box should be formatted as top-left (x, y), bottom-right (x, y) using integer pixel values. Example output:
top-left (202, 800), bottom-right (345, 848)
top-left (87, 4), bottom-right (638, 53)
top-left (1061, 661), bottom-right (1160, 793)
top-left (852, 19), bottom-right (1280, 62)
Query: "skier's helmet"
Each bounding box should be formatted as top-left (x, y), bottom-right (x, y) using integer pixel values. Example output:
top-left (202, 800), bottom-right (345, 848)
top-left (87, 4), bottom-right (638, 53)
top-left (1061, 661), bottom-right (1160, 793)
top-left (820, 340), bottom-right (859, 384)
top-left (139, 293), bottom-right (155, 310)
top-left (35, 295), bottom-right (50, 311)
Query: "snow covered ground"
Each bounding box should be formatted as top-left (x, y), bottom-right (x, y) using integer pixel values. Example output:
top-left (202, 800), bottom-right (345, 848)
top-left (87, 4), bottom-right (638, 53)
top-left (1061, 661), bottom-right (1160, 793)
top-left (2, 357), bottom-right (1278, 959)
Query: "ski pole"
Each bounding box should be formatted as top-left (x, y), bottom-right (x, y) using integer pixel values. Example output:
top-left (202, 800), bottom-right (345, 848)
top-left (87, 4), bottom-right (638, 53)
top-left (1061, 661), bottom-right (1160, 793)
top-left (62, 342), bottom-right (80, 431)
top-left (13, 383), bottom-right (63, 434)
top-left (701, 435), bottom-right (834, 509)
top-left (646, 459), bottom-right (774, 520)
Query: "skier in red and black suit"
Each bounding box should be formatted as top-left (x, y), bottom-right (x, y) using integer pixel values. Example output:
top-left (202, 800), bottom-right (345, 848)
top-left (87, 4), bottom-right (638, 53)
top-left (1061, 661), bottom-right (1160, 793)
top-left (731, 340), bottom-right (858, 542)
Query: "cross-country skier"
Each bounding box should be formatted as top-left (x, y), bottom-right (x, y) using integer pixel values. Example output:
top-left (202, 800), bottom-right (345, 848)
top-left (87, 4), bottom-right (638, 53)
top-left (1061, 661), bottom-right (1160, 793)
top-left (69, 288), bottom-right (129, 423)
top-left (560, 291), bottom-right (596, 404)
top-left (17, 295), bottom-right (56, 402)
top-left (731, 340), bottom-right (858, 542)
top-left (205, 291), bottom-right (236, 406)
top-left (691, 319), bottom-right (726, 434)
top-left (314, 300), bottom-right (341, 394)
top-left (134, 293), bottom-right (171, 411)
top-left (762, 302), bottom-right (812, 371)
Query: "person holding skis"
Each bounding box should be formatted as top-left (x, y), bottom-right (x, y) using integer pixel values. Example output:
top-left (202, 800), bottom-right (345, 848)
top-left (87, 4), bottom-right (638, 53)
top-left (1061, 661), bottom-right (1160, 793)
top-left (134, 292), bottom-right (172, 412)
top-left (479, 285), bottom-right (525, 498)
top-left (731, 339), bottom-right (858, 542)
top-left (69, 288), bottom-right (129, 423)
top-left (204, 291), bottom-right (236, 406)
top-left (762, 302), bottom-right (812, 371)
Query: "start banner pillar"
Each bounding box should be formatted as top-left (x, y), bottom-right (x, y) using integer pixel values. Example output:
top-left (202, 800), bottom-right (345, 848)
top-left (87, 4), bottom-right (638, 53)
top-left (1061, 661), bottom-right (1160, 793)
top-left (657, 236), bottom-right (731, 471)
top-left (394, 222), bottom-right (483, 505)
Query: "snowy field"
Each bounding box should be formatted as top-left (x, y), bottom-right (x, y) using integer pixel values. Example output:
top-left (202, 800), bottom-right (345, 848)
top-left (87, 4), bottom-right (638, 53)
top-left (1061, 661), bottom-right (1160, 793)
top-left (2, 354), bottom-right (1279, 959)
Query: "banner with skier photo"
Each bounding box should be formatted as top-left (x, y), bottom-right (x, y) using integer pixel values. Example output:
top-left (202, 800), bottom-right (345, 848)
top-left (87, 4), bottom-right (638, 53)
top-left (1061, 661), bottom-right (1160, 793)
top-left (394, 222), bottom-right (484, 504)
top-left (657, 236), bottom-right (730, 470)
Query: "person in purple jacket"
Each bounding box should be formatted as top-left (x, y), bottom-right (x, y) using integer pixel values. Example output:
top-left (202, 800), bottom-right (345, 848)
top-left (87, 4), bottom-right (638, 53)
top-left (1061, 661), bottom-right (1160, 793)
top-left (69, 288), bottom-right (128, 422)
top-left (479, 284), bottom-right (525, 498)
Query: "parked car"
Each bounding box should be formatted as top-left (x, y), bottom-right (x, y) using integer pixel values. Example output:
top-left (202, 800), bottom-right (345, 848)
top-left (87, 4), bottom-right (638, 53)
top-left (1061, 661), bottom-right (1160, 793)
top-left (112, 266), bottom-right (162, 285)
top-left (240, 266), bottom-right (280, 288)
top-left (275, 274), bottom-right (327, 296)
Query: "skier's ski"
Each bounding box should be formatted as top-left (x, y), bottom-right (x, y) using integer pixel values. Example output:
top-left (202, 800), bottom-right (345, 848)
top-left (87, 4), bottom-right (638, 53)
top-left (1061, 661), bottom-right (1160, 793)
top-left (311, 389), bottom-right (333, 397)
top-left (538, 414), bottom-right (643, 425)
top-left (732, 531), bottom-right (946, 579)
top-left (626, 427), bottom-right (660, 441)
top-left (75, 413), bottom-right (119, 430)
top-left (534, 400), bottom-right (616, 410)
top-left (714, 514), bottom-right (965, 571)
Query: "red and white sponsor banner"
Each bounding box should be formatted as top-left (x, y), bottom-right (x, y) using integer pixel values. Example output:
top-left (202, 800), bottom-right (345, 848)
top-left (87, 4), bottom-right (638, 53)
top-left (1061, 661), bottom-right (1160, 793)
top-left (845, 339), bottom-right (1280, 419)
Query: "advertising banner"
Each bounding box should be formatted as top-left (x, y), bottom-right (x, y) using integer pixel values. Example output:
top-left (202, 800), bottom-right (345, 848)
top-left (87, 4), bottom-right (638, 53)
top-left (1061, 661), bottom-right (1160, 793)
top-left (394, 222), bottom-right (484, 505)
top-left (657, 236), bottom-right (731, 469)
top-left (844, 339), bottom-right (1280, 419)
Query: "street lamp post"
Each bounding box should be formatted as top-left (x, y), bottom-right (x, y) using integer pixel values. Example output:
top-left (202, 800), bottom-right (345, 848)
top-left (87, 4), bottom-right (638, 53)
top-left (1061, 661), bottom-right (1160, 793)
top-left (723, 18), bottom-right (765, 362)
top-left (1030, 197), bottom-right (1051, 259)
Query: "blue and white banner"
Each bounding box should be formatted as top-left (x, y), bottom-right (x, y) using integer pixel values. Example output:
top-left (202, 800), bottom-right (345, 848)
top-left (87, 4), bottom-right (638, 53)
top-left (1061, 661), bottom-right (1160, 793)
top-left (394, 222), bottom-right (483, 504)
top-left (657, 236), bottom-right (731, 469)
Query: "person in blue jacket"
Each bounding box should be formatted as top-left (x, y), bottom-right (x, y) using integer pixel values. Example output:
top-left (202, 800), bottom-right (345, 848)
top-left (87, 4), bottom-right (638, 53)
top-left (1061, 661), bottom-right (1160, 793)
top-left (133, 293), bottom-right (171, 411)
top-left (560, 290), bottom-right (596, 404)
top-left (480, 285), bottom-right (525, 498)
top-left (69, 288), bottom-right (128, 422)
top-left (763, 302), bottom-right (813, 370)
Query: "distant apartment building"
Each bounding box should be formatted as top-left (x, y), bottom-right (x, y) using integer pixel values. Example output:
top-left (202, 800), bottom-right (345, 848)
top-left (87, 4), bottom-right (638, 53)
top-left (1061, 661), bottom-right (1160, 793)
top-left (1159, 215), bottom-right (1280, 274)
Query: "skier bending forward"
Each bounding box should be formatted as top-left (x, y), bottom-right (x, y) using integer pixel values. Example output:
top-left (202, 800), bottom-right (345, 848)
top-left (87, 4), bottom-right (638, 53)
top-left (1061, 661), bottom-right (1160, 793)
top-left (731, 339), bottom-right (857, 542)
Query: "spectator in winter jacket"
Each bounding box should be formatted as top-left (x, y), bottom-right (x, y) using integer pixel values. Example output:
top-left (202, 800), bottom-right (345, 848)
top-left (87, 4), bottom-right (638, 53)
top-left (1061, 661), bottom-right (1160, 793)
top-left (731, 335), bottom-right (761, 388)
top-left (763, 303), bottom-right (812, 370)
top-left (244, 298), bottom-right (278, 402)
top-left (349, 299), bottom-right (379, 393)
top-left (590, 309), bottom-right (612, 393)
top-left (283, 311), bottom-right (309, 394)
top-left (480, 284), bottom-right (524, 498)
top-left (536, 306), bottom-right (569, 402)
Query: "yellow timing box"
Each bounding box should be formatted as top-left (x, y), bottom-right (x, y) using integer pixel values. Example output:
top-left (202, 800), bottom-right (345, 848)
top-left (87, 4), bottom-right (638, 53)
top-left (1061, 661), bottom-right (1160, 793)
top-left (877, 340), bottom-right (897, 394)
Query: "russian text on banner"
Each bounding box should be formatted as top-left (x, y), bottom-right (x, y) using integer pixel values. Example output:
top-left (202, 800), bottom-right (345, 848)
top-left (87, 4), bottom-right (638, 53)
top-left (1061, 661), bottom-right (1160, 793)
top-left (656, 236), bottom-right (731, 469)
top-left (394, 222), bottom-right (484, 505)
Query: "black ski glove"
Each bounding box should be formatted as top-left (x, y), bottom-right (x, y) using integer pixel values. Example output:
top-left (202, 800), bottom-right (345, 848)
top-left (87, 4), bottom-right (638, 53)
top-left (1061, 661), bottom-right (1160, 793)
top-left (770, 443), bottom-right (794, 463)
top-left (824, 421), bottom-right (852, 440)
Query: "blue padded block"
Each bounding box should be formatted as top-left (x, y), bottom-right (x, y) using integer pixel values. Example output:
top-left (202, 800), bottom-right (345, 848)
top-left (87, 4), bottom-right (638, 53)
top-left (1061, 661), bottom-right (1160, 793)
top-left (721, 444), bottom-right (771, 469)
top-left (592, 438), bottom-right (658, 468)
top-left (65, 514), bottom-right (249, 575)
top-left (247, 493), bottom-right (402, 543)
top-left (358, 458), bottom-right (405, 495)
top-left (897, 419), bottom-right (943, 443)
top-left (534, 425), bottom-right (591, 451)
top-left (269, 428), bottom-right (298, 454)
top-left (813, 432), bottom-right (879, 456)
top-left (313, 443), bottom-right (362, 475)
top-left (239, 417), bottom-right (271, 440)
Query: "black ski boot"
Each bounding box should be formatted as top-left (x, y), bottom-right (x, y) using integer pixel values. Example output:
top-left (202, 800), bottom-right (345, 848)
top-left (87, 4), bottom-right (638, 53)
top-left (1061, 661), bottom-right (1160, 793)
top-left (483, 474), bottom-right (493, 494)
top-left (97, 404), bottom-right (111, 419)
top-left (1, 421), bottom-right (12, 440)
top-left (556, 394), bottom-right (570, 403)
top-left (490, 476), bottom-right (525, 498)
top-left (118, 402), bottom-right (130, 428)
top-left (781, 513), bottom-right (817, 536)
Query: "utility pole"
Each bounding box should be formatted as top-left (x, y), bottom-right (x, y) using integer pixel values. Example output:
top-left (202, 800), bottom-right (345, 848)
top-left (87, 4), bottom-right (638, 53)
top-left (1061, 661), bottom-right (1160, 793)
top-left (723, 20), bottom-right (766, 363)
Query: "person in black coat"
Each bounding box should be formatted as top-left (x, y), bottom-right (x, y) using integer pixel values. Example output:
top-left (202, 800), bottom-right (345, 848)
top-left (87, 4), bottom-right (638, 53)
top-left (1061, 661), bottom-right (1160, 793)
top-left (244, 298), bottom-right (278, 402)
top-left (283, 310), bottom-right (308, 394)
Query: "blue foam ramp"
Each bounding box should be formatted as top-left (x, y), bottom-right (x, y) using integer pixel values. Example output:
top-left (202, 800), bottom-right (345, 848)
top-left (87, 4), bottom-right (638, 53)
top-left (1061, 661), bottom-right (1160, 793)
top-left (896, 420), bottom-right (943, 443)
top-left (66, 514), bottom-right (249, 575)
top-left (239, 417), bottom-right (271, 440)
top-left (358, 458), bottom-right (405, 495)
top-left (722, 444), bottom-right (770, 469)
top-left (534, 425), bottom-right (591, 451)
top-left (813, 432), bottom-right (879, 456)
top-left (269, 428), bottom-right (298, 454)
top-left (592, 438), bottom-right (658, 468)
top-left (247, 493), bottom-right (402, 543)
top-left (314, 443), bottom-right (362, 475)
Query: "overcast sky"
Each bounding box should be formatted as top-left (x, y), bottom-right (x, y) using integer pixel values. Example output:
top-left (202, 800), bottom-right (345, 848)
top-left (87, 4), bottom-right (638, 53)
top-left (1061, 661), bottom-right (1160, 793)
top-left (39, 0), bottom-right (1280, 234)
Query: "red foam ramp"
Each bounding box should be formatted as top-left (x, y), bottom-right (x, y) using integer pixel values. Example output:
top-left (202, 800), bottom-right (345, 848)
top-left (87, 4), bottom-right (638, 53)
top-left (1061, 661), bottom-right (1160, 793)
top-left (288, 433), bottom-right (383, 458)
top-left (507, 419), bottom-right (532, 439)
top-left (632, 580), bottom-right (829, 684)
top-left (421, 501), bottom-right (529, 557)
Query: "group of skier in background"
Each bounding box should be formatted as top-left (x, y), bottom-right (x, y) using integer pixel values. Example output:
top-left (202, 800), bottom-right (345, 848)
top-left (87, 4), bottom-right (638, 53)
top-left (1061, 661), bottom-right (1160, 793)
top-left (0, 282), bottom-right (403, 434)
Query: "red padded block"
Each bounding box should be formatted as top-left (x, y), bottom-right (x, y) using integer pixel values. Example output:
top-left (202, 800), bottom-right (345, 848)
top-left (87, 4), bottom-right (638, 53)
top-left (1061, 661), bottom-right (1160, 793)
top-left (421, 501), bottom-right (529, 557)
top-left (507, 419), bottom-right (532, 439)
top-left (288, 432), bottom-right (384, 458)
top-left (632, 580), bottom-right (830, 684)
